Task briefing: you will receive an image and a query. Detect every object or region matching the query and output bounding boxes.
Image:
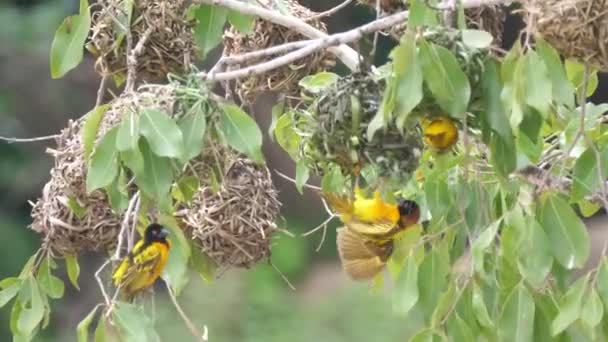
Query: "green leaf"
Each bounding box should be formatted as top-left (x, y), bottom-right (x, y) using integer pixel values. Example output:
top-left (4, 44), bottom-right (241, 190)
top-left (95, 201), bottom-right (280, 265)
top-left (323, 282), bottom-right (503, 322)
top-left (82, 104), bottom-right (109, 161)
top-left (178, 102), bottom-right (206, 162)
top-left (577, 200), bottom-right (601, 218)
top-left (136, 139), bottom-right (173, 198)
top-left (571, 147), bottom-right (608, 202)
top-left (0, 277), bottom-right (20, 289)
top-left (228, 10), bottom-right (254, 34)
top-left (366, 108), bottom-right (386, 142)
top-left (0, 283), bottom-right (20, 308)
top-left (523, 50), bottom-right (552, 116)
top-left (139, 109), bottom-right (184, 159)
top-left (538, 192), bottom-right (589, 269)
top-left (94, 314), bottom-right (107, 342)
top-left (419, 40), bottom-right (471, 118)
top-left (597, 259), bottom-right (608, 309)
top-left (536, 38), bottom-right (575, 108)
top-left (581, 288), bottom-right (603, 328)
top-left (65, 254), bottom-right (80, 291)
top-left (17, 278), bottom-right (44, 336)
top-left (393, 31), bottom-right (423, 131)
top-left (116, 110), bottom-right (140, 152)
top-left (37, 258), bottom-right (64, 299)
top-left (498, 283), bottom-right (535, 342)
top-left (565, 59), bottom-right (599, 97)
top-left (120, 145), bottom-right (144, 176)
top-left (49, 0), bottom-right (91, 78)
top-left (295, 161), bottom-right (309, 194)
top-left (424, 175), bottom-right (452, 222)
top-left (321, 166), bottom-right (345, 194)
top-left (472, 282), bottom-right (494, 329)
top-left (490, 132), bottom-right (516, 178)
top-left (268, 100), bottom-right (285, 142)
top-left (171, 176), bottom-right (200, 203)
top-left (393, 253), bottom-right (419, 316)
top-left (193, 4), bottom-right (228, 59)
top-left (447, 313), bottom-right (475, 342)
top-left (517, 219), bottom-right (553, 287)
top-left (462, 29), bottom-right (493, 48)
top-left (219, 103), bottom-right (264, 163)
top-left (189, 242), bottom-right (217, 283)
top-left (471, 219), bottom-right (500, 274)
top-left (160, 215), bottom-right (191, 295)
top-left (418, 245), bottom-right (449, 319)
top-left (480, 59), bottom-right (510, 140)
top-left (112, 302), bottom-right (161, 342)
top-left (77, 306), bottom-right (98, 342)
top-left (408, 0), bottom-right (439, 27)
top-left (551, 274), bottom-right (589, 335)
top-left (408, 329), bottom-right (443, 342)
top-left (274, 113), bottom-right (300, 160)
top-left (298, 72), bottom-right (339, 94)
top-left (67, 196), bottom-right (87, 220)
top-left (105, 168), bottom-right (129, 213)
top-left (86, 127), bottom-right (119, 193)
top-left (430, 282), bottom-right (457, 327)
top-left (500, 43), bottom-right (525, 130)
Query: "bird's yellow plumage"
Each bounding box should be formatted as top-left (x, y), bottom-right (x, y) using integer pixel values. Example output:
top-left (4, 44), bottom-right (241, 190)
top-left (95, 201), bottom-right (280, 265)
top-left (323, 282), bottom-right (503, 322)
top-left (112, 223), bottom-right (170, 301)
top-left (321, 188), bottom-right (421, 280)
top-left (422, 116), bottom-right (459, 150)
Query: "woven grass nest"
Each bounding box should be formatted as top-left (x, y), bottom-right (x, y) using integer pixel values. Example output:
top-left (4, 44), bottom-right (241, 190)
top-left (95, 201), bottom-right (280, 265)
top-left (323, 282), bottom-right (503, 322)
top-left (182, 157), bottom-right (281, 269)
top-left (296, 72), bottom-right (423, 184)
top-left (88, 0), bottom-right (195, 80)
top-left (223, 0), bottom-right (336, 104)
top-left (30, 87), bottom-right (176, 256)
top-left (357, 0), bottom-right (506, 45)
top-left (521, 0), bottom-right (608, 72)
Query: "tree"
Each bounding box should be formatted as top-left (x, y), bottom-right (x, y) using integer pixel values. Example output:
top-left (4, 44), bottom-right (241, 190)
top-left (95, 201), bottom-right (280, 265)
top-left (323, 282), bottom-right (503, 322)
top-left (1, 0), bottom-right (608, 340)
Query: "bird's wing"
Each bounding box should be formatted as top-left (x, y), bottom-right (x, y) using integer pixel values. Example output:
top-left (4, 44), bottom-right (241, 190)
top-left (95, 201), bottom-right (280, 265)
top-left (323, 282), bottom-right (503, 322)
top-left (320, 192), bottom-right (354, 217)
top-left (344, 218), bottom-right (399, 239)
top-left (337, 228), bottom-right (388, 280)
top-left (112, 242), bottom-right (163, 291)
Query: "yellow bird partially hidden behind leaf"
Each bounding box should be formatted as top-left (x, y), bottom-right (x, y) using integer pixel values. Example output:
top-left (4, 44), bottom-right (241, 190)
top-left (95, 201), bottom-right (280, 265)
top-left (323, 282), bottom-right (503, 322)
top-left (112, 223), bottom-right (171, 301)
top-left (321, 188), bottom-right (420, 280)
top-left (422, 116), bottom-right (459, 151)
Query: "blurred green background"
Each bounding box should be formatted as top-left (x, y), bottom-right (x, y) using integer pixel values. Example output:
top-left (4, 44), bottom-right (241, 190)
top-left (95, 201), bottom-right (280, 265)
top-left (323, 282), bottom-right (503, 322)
top-left (0, 0), bottom-right (423, 340)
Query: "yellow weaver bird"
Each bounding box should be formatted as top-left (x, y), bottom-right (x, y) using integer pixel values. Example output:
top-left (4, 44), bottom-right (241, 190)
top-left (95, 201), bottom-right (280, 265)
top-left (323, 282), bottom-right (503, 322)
top-left (112, 223), bottom-right (171, 301)
top-left (322, 189), bottom-right (420, 280)
top-left (422, 116), bottom-right (459, 151)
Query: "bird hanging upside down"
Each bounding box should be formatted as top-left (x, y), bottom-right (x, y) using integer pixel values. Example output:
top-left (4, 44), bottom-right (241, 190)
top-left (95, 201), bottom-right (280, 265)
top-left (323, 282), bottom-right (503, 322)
top-left (322, 188), bottom-right (420, 280)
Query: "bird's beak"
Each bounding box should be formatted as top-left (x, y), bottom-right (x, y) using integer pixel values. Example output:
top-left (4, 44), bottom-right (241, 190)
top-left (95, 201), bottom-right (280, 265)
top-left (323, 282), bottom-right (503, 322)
top-left (160, 228), bottom-right (169, 238)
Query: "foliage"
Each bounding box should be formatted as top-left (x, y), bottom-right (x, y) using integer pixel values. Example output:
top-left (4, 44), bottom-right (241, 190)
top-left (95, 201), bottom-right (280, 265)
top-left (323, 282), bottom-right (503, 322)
top-left (4, 0), bottom-right (608, 341)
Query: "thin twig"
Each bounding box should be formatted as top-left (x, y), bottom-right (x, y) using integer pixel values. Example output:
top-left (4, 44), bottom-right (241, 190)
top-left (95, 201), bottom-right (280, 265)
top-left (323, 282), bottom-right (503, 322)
top-left (167, 284), bottom-right (208, 341)
top-left (223, 40), bottom-right (314, 65)
top-left (305, 0), bottom-right (354, 21)
top-left (274, 170), bottom-right (321, 191)
top-left (95, 75), bottom-right (109, 107)
top-left (95, 259), bottom-right (113, 307)
top-left (0, 134), bottom-right (59, 143)
top-left (270, 261), bottom-right (296, 290)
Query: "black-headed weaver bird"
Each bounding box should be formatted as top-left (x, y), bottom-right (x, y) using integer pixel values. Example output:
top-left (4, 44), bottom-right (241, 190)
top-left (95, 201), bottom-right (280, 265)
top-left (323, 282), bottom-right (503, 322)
top-left (322, 188), bottom-right (420, 280)
top-left (113, 223), bottom-right (171, 301)
top-left (421, 116), bottom-right (459, 151)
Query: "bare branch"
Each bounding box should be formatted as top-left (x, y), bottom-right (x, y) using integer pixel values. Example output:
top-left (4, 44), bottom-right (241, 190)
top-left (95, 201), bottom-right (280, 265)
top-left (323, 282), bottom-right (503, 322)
top-left (305, 0), bottom-right (354, 21)
top-left (167, 284), bottom-right (208, 341)
top-left (0, 134), bottom-right (59, 144)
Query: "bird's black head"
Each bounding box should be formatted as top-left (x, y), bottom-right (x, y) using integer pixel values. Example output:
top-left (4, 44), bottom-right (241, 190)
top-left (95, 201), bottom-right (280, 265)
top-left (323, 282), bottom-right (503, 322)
top-left (398, 199), bottom-right (419, 217)
top-left (144, 223), bottom-right (169, 245)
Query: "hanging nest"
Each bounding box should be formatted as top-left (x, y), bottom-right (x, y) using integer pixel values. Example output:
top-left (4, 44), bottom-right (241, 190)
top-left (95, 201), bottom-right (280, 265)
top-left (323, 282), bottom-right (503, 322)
top-left (356, 0), bottom-right (506, 45)
top-left (182, 158), bottom-right (281, 269)
top-left (223, 0), bottom-right (336, 104)
top-left (88, 0), bottom-right (195, 80)
top-left (521, 0), bottom-right (608, 72)
top-left (30, 87), bottom-right (177, 256)
top-left (295, 72), bottom-right (423, 184)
